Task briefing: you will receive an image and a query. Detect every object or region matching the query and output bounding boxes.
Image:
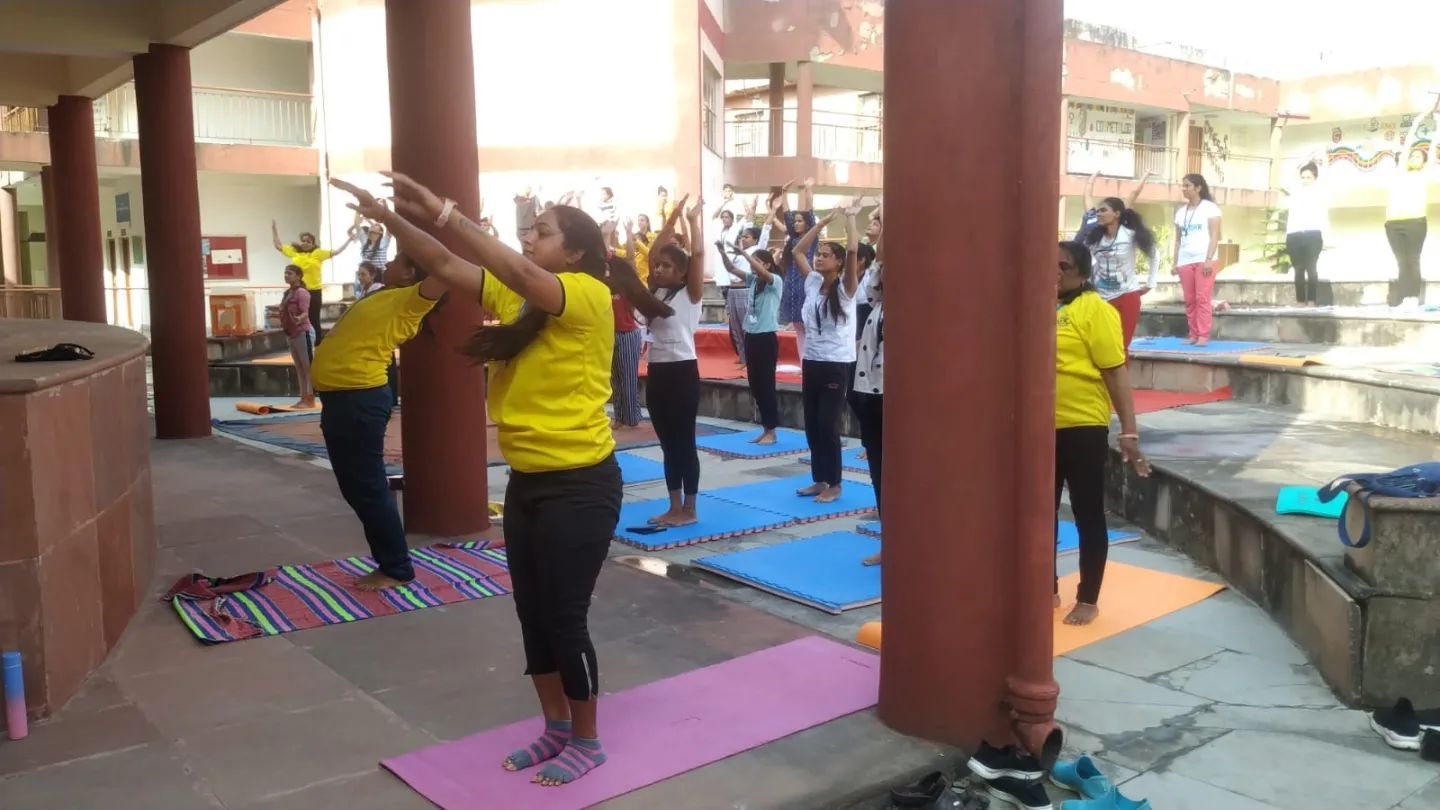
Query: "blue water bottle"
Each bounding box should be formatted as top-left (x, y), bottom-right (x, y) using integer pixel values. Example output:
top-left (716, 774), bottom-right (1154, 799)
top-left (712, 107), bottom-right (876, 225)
top-left (3, 650), bottom-right (27, 740)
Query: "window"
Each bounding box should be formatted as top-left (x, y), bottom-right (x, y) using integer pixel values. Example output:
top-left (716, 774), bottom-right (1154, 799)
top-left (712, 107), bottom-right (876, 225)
top-left (702, 57), bottom-right (723, 155)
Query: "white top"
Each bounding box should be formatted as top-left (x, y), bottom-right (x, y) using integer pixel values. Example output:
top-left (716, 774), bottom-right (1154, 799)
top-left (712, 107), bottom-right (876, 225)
top-left (853, 263), bottom-right (884, 394)
top-left (1174, 200), bottom-right (1222, 267)
top-left (1089, 226), bottom-right (1157, 300)
top-left (1285, 186), bottom-right (1330, 235)
top-left (646, 288), bottom-right (701, 363)
top-left (801, 271), bottom-right (858, 363)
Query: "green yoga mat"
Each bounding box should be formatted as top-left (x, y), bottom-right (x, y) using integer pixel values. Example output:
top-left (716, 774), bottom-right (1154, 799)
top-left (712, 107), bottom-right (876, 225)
top-left (1275, 486), bottom-right (1348, 519)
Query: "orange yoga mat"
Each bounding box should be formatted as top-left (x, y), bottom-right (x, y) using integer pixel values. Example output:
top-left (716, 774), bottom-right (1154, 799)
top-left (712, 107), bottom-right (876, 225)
top-left (1130, 386), bottom-right (1232, 414)
top-left (855, 562), bottom-right (1225, 656)
top-left (235, 402), bottom-right (321, 415)
top-left (1238, 354), bottom-right (1325, 369)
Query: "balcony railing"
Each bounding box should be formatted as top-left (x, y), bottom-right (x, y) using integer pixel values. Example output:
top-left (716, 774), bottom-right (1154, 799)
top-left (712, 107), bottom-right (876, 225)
top-left (1066, 137), bottom-right (1273, 191)
top-left (0, 286), bottom-right (63, 320)
top-left (724, 108), bottom-right (883, 164)
top-left (1, 83), bottom-right (313, 147)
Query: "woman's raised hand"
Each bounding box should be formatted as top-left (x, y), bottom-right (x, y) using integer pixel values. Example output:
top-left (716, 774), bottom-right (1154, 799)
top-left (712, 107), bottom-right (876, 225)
top-left (685, 196), bottom-right (705, 221)
top-left (380, 171), bottom-right (445, 222)
top-left (329, 178), bottom-right (391, 223)
top-left (842, 196), bottom-right (866, 217)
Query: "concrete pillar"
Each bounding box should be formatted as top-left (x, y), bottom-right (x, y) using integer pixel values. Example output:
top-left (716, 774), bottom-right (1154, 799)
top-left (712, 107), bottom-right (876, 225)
top-left (47, 96), bottom-right (106, 322)
top-left (134, 45), bottom-right (212, 439)
top-left (796, 61), bottom-right (814, 158)
top-left (880, 0), bottom-right (1064, 761)
top-left (40, 167), bottom-right (59, 285)
top-left (0, 186), bottom-right (19, 286)
top-left (1176, 111), bottom-right (1193, 179)
top-left (768, 62), bottom-right (786, 157)
top-left (385, 0), bottom-right (490, 537)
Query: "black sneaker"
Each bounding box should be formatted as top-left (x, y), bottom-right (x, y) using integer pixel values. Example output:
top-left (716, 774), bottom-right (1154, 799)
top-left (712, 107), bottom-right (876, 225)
top-left (1423, 729), bottom-right (1440, 763)
top-left (967, 742), bottom-right (1044, 781)
top-left (1370, 698), bottom-right (1440, 750)
top-left (985, 776), bottom-right (1052, 810)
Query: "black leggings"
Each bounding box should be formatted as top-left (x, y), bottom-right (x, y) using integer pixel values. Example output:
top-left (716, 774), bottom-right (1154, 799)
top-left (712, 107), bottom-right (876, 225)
top-left (1286, 231), bottom-right (1322, 304)
top-left (1385, 217), bottom-right (1428, 305)
top-left (1055, 426), bottom-right (1109, 605)
top-left (505, 455), bottom-right (622, 702)
top-left (849, 390), bottom-right (883, 514)
top-left (308, 286), bottom-right (324, 342)
top-left (803, 359), bottom-right (849, 486)
top-left (646, 359), bottom-right (701, 494)
top-left (743, 331), bottom-right (780, 430)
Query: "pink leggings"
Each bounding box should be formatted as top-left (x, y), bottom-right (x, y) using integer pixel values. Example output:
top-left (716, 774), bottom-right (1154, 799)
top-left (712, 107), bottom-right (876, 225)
top-left (1177, 263), bottom-right (1216, 340)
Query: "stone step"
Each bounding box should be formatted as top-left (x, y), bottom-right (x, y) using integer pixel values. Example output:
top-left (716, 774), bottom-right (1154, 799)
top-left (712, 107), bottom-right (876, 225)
top-left (1147, 279), bottom-right (1440, 308)
top-left (205, 330), bottom-right (289, 362)
top-left (1138, 306), bottom-right (1440, 350)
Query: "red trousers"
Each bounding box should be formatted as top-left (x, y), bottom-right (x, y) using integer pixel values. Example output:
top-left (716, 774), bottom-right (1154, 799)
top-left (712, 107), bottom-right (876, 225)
top-left (1108, 289), bottom-right (1143, 351)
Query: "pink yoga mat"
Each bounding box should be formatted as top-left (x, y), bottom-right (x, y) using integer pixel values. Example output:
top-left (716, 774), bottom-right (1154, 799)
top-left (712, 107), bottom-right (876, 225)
top-left (381, 635), bottom-right (879, 809)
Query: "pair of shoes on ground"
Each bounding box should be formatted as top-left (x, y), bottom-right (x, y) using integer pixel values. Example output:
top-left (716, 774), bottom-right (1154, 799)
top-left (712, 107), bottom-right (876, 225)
top-left (889, 771), bottom-right (989, 809)
top-left (1050, 755), bottom-right (1150, 809)
top-left (1370, 698), bottom-right (1440, 760)
top-left (967, 742), bottom-right (1052, 810)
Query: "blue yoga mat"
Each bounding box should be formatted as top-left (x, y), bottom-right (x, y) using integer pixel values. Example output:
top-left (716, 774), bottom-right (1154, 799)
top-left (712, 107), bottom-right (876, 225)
top-left (1131, 336), bottom-right (1271, 354)
top-left (616, 453), bottom-right (665, 485)
top-left (801, 447), bottom-right (869, 475)
top-left (706, 474), bottom-right (877, 522)
top-left (1057, 521), bottom-right (1139, 554)
top-left (697, 428), bottom-right (810, 459)
top-left (1275, 486), bottom-right (1348, 519)
top-left (614, 494), bottom-right (795, 551)
top-left (856, 521), bottom-right (881, 538)
top-left (695, 532), bottom-right (881, 614)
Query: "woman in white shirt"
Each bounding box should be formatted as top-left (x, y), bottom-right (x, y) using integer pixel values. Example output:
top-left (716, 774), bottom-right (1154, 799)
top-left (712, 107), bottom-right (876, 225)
top-left (1083, 196), bottom-right (1158, 350)
top-left (643, 197), bottom-right (706, 527)
top-left (1173, 174), bottom-right (1223, 346)
top-left (1284, 161), bottom-right (1329, 307)
top-left (792, 198), bottom-right (864, 504)
top-left (1385, 102), bottom-right (1438, 308)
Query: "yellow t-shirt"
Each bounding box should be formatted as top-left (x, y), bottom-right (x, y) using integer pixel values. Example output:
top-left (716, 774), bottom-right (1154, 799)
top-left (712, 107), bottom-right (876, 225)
top-left (615, 235), bottom-right (656, 285)
top-left (312, 285), bottom-right (438, 392)
top-left (282, 245), bottom-right (334, 291)
top-left (483, 270), bottom-right (615, 473)
top-left (1055, 291), bottom-right (1125, 429)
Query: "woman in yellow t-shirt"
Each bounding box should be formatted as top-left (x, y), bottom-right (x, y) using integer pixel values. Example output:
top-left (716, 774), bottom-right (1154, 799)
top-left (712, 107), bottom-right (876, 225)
top-left (1054, 242), bottom-right (1151, 627)
top-left (271, 218), bottom-right (357, 341)
top-left (334, 173), bottom-right (667, 790)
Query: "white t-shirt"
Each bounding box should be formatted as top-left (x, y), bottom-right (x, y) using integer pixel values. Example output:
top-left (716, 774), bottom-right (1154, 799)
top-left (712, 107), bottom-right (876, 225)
top-left (1089, 226), bottom-right (1157, 300)
top-left (801, 272), bottom-right (858, 363)
top-left (1174, 200), bottom-right (1222, 267)
top-left (1285, 186), bottom-right (1329, 235)
top-left (853, 262), bottom-right (884, 394)
top-left (645, 288), bottom-right (701, 363)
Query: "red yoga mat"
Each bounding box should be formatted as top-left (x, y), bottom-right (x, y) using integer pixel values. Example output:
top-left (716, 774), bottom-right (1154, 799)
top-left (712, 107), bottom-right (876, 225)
top-left (381, 636), bottom-right (879, 809)
top-left (1130, 387), bottom-right (1232, 414)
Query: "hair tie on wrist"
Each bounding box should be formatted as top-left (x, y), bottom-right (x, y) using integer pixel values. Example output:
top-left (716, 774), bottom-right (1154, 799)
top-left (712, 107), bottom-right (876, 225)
top-left (435, 199), bottom-right (457, 228)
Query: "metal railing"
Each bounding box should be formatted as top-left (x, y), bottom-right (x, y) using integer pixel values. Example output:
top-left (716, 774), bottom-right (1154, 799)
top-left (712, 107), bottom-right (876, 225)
top-left (1190, 150), bottom-right (1272, 191)
top-left (0, 286), bottom-right (63, 320)
top-left (1067, 137), bottom-right (1179, 182)
top-left (1, 84), bottom-right (313, 147)
top-left (724, 108), bottom-right (883, 164)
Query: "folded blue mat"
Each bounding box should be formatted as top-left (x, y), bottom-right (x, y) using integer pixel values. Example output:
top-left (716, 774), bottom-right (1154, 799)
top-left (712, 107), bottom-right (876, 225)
top-left (1131, 336), bottom-right (1270, 354)
top-left (1057, 521), bottom-right (1139, 554)
top-left (697, 428), bottom-right (810, 459)
top-left (616, 452), bottom-right (665, 485)
top-left (613, 494), bottom-right (795, 550)
top-left (706, 474), bottom-right (877, 522)
top-left (695, 532), bottom-right (881, 614)
top-left (856, 520), bottom-right (881, 537)
top-left (1275, 486), bottom-right (1348, 519)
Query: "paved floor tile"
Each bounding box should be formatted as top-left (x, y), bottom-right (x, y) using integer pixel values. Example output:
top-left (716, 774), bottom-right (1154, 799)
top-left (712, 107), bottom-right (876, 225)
top-left (1054, 658), bottom-right (1210, 708)
top-left (1118, 770), bottom-right (1280, 810)
top-left (1161, 650), bottom-right (1338, 708)
top-left (0, 743), bottom-right (220, 810)
top-left (1394, 777), bottom-right (1440, 810)
top-left (1065, 622), bottom-right (1227, 679)
top-left (0, 702), bottom-right (161, 777)
top-left (233, 770), bottom-right (435, 810)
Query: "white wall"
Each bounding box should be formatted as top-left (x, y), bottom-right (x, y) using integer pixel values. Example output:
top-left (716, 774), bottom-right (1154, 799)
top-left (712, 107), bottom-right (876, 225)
top-left (190, 33), bottom-right (311, 93)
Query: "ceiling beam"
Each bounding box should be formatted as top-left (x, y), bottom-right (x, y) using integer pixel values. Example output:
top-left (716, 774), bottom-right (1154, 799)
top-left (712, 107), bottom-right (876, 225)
top-left (0, 0), bottom-right (156, 59)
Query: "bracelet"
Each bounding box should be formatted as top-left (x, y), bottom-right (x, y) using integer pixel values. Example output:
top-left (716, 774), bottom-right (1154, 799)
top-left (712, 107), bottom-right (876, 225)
top-left (435, 199), bottom-right (457, 228)
top-left (1118, 433), bottom-right (1140, 440)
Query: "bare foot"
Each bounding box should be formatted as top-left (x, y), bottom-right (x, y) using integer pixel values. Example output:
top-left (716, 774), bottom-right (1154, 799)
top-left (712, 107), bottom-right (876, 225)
top-left (1063, 602), bottom-right (1099, 625)
top-left (862, 552), bottom-right (881, 566)
top-left (355, 570), bottom-right (408, 591)
top-left (858, 450), bottom-right (868, 461)
top-left (796, 483), bottom-right (825, 497)
top-left (756, 431), bottom-right (777, 445)
top-left (1185, 336), bottom-right (1198, 345)
top-left (658, 508), bottom-right (698, 527)
top-left (648, 509), bottom-right (680, 525)
top-left (1195, 338), bottom-right (1210, 347)
top-left (815, 485), bottom-right (842, 504)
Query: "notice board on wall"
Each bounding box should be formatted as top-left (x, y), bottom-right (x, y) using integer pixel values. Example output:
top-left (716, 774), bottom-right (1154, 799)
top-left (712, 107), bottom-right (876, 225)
top-left (202, 236), bottom-right (248, 280)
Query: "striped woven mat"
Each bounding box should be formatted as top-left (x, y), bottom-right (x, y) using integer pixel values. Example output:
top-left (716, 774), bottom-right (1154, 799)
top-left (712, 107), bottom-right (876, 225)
top-left (170, 542), bottom-right (511, 643)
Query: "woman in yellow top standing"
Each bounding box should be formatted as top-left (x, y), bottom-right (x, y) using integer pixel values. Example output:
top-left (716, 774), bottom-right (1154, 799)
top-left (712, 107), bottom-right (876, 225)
top-left (333, 173), bottom-right (666, 791)
top-left (272, 218), bottom-right (358, 341)
top-left (1054, 241), bottom-right (1150, 627)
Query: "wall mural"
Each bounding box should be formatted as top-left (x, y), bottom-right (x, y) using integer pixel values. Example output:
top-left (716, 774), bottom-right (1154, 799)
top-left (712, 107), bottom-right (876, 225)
top-left (1324, 113), bottom-right (1435, 172)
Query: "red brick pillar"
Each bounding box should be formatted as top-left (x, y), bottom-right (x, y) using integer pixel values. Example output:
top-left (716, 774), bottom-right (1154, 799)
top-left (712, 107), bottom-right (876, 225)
top-left (385, 0), bottom-right (490, 536)
top-left (40, 167), bottom-right (60, 285)
top-left (878, 0), bottom-right (1064, 761)
top-left (47, 96), bottom-right (106, 322)
top-left (134, 45), bottom-right (212, 439)
top-left (768, 63), bottom-right (786, 156)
